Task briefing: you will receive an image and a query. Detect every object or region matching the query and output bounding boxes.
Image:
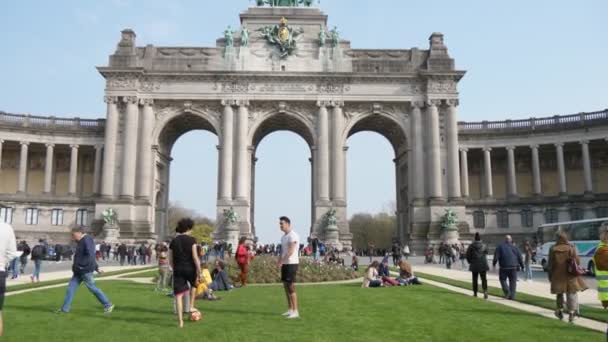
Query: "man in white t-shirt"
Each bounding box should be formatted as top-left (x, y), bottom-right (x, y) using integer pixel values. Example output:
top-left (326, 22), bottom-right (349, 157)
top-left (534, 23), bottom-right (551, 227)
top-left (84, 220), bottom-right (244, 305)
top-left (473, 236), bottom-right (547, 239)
top-left (278, 216), bottom-right (300, 319)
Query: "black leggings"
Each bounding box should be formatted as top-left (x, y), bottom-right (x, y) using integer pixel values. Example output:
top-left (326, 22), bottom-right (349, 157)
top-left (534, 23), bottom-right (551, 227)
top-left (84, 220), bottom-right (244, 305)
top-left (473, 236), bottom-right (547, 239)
top-left (472, 271), bottom-right (487, 295)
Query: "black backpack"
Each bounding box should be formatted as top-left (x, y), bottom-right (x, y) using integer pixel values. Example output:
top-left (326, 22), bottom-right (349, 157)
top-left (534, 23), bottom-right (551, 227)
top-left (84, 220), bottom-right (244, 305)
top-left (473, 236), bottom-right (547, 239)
top-left (31, 245), bottom-right (43, 259)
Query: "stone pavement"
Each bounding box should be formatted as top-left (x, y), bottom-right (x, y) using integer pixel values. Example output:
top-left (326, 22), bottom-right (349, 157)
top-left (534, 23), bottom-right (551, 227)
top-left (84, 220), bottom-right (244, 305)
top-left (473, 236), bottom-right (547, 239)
top-left (411, 274), bottom-right (606, 333)
top-left (413, 264), bottom-right (601, 308)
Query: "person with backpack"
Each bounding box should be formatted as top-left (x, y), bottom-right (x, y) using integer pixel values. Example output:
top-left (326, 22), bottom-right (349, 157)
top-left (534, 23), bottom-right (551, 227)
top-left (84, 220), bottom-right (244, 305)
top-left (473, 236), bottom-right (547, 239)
top-left (30, 240), bottom-right (46, 283)
top-left (466, 233), bottom-right (490, 299)
top-left (19, 241), bottom-right (30, 275)
top-left (138, 243), bottom-right (147, 265)
top-left (547, 232), bottom-right (587, 323)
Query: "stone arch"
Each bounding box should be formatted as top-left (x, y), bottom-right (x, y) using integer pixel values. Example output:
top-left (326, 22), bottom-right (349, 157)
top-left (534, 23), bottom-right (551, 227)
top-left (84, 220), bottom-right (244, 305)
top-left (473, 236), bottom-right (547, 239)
top-left (342, 110), bottom-right (409, 156)
top-left (249, 110), bottom-right (316, 150)
top-left (153, 106), bottom-right (221, 155)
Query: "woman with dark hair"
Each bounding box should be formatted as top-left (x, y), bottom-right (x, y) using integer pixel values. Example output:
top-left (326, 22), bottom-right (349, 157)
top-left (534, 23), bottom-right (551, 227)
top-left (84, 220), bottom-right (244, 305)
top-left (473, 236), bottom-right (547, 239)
top-left (169, 218), bottom-right (202, 328)
top-left (466, 232), bottom-right (490, 299)
top-left (362, 261), bottom-right (382, 288)
top-left (235, 236), bottom-right (249, 287)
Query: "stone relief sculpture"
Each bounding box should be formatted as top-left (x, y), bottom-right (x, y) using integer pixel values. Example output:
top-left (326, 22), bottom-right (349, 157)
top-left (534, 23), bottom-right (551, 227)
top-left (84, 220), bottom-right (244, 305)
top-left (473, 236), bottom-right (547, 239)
top-left (441, 209), bottom-right (458, 231)
top-left (256, 0), bottom-right (314, 6)
top-left (257, 17), bottom-right (304, 58)
top-left (325, 208), bottom-right (338, 227)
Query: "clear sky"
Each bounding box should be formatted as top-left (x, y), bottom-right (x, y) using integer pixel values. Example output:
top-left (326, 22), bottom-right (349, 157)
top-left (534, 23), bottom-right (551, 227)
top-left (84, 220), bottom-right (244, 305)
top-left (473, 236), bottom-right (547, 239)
top-left (1, 1), bottom-right (606, 243)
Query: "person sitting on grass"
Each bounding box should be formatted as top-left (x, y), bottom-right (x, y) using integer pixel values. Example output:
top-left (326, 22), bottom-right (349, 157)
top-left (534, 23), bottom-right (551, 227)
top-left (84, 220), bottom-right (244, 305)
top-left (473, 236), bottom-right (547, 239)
top-left (377, 256), bottom-right (399, 286)
top-left (362, 261), bottom-right (382, 288)
top-left (210, 260), bottom-right (232, 291)
top-left (196, 263), bottom-right (220, 301)
top-left (396, 260), bottom-right (421, 286)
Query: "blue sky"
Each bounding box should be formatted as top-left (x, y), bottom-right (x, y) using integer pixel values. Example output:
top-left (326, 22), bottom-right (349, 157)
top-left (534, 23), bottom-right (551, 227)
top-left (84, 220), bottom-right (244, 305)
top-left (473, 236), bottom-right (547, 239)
top-left (1, 1), bottom-right (606, 243)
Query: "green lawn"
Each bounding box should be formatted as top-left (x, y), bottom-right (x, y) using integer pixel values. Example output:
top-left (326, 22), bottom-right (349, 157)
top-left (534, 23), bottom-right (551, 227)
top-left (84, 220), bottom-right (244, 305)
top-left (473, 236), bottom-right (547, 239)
top-left (4, 279), bottom-right (603, 341)
top-left (416, 271), bottom-right (606, 323)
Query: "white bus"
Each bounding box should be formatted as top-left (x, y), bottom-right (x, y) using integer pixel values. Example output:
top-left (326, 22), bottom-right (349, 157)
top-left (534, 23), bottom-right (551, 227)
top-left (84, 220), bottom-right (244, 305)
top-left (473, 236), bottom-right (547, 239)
top-left (536, 217), bottom-right (608, 276)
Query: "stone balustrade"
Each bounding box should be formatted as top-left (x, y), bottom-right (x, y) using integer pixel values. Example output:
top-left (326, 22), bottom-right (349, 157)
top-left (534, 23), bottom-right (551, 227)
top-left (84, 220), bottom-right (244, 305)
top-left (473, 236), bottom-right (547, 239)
top-left (458, 109), bottom-right (608, 134)
top-left (0, 111), bottom-right (105, 132)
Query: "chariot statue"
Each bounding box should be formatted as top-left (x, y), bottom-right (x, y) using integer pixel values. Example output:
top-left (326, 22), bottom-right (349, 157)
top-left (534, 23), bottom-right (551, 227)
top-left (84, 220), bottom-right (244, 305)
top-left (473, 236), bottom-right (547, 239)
top-left (223, 207), bottom-right (238, 225)
top-left (102, 208), bottom-right (117, 226)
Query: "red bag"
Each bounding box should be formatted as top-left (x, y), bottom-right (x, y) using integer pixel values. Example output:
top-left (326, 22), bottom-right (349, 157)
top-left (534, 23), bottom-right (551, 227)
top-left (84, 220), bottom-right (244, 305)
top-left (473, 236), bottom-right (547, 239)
top-left (567, 246), bottom-right (586, 276)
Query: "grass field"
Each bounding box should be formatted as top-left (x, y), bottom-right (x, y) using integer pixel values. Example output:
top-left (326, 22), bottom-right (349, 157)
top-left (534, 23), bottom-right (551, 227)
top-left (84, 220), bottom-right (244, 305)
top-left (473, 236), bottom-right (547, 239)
top-left (4, 278), bottom-right (603, 342)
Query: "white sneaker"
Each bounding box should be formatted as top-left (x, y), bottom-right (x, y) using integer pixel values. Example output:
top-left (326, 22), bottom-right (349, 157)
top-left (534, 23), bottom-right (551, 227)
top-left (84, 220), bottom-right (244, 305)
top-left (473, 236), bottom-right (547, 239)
top-left (287, 311), bottom-right (300, 319)
top-left (282, 310), bottom-right (292, 316)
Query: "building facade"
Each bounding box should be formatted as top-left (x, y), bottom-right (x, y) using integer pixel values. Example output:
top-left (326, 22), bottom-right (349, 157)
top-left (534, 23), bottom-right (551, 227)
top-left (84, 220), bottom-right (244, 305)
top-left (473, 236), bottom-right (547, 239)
top-left (1, 5), bottom-right (607, 250)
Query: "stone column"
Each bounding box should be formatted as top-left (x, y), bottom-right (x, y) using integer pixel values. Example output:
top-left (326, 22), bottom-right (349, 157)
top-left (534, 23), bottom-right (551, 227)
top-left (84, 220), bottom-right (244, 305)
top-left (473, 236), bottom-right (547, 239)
top-left (43, 143), bottom-right (54, 194)
top-left (234, 100), bottom-right (250, 201)
top-left (580, 140), bottom-right (593, 195)
top-left (531, 144), bottom-right (542, 196)
top-left (506, 146), bottom-right (518, 198)
top-left (331, 102), bottom-right (346, 202)
top-left (120, 96), bottom-right (140, 199)
top-left (18, 141), bottom-right (29, 193)
top-left (459, 148), bottom-right (469, 198)
top-left (92, 144), bottom-right (103, 195)
top-left (555, 143), bottom-right (567, 196)
top-left (0, 140), bottom-right (3, 170)
top-left (410, 102), bottom-right (425, 201)
top-left (136, 99), bottom-right (154, 200)
top-left (446, 99), bottom-right (461, 200)
top-left (316, 102), bottom-right (330, 201)
top-left (101, 96), bottom-right (119, 198)
top-left (68, 144), bottom-right (79, 196)
top-left (482, 147), bottom-right (493, 198)
top-left (426, 100), bottom-right (443, 200)
top-left (218, 100), bottom-right (234, 201)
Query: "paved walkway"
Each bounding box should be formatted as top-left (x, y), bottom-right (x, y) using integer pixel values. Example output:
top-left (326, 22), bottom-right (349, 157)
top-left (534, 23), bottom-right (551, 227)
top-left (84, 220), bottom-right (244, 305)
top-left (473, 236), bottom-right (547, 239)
top-left (414, 265), bottom-right (601, 308)
top-left (7, 264), bottom-right (151, 287)
top-left (410, 274), bottom-right (606, 333)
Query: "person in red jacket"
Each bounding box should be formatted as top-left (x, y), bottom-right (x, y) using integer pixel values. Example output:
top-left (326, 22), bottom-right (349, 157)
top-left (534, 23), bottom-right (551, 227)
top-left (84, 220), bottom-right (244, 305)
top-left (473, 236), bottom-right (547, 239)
top-left (235, 237), bottom-right (249, 287)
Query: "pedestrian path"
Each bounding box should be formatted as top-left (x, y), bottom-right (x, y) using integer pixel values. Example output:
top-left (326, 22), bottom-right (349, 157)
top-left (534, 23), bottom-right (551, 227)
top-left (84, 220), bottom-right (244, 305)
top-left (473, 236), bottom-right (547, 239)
top-left (414, 265), bottom-right (600, 308)
top-left (7, 264), bottom-right (151, 287)
top-left (412, 274), bottom-right (606, 333)
top-left (6, 267), bottom-right (153, 297)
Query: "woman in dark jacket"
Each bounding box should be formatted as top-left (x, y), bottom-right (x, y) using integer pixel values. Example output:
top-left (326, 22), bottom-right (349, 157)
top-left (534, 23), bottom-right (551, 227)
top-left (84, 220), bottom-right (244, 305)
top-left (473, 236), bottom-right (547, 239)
top-left (466, 233), bottom-right (490, 299)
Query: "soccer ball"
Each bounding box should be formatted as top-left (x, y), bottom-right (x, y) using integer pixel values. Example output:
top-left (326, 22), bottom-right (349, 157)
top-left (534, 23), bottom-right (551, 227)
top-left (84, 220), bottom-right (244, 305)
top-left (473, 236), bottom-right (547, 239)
top-left (190, 310), bottom-right (202, 321)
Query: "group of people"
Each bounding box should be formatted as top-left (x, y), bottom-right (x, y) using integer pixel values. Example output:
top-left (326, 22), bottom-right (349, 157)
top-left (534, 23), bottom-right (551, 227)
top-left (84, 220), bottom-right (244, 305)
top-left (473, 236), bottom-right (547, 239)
top-left (424, 242), bottom-right (468, 269)
top-left (362, 256), bottom-right (421, 288)
top-left (7, 239), bottom-right (51, 283)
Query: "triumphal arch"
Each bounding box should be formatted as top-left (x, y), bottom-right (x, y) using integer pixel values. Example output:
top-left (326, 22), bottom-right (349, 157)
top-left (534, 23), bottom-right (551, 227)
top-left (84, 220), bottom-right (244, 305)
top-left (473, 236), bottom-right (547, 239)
top-left (94, 3), bottom-right (466, 251)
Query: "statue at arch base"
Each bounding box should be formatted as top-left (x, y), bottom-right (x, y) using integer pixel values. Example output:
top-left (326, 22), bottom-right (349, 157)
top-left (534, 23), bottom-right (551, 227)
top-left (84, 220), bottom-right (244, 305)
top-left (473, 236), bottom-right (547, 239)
top-left (323, 208), bottom-right (342, 251)
top-left (100, 208), bottom-right (121, 244)
top-left (221, 207), bottom-right (240, 250)
top-left (440, 209), bottom-right (461, 245)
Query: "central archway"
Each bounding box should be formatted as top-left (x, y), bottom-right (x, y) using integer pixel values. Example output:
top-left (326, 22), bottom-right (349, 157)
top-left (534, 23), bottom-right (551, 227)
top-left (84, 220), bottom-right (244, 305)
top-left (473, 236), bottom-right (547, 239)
top-left (153, 108), bottom-right (220, 239)
top-left (249, 109), bottom-right (315, 243)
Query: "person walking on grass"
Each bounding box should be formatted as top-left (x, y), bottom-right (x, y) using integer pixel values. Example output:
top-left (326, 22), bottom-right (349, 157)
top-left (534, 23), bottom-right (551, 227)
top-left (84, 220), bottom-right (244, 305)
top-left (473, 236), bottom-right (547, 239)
top-left (169, 218), bottom-right (202, 328)
top-left (30, 240), bottom-right (46, 283)
top-left (493, 235), bottom-right (524, 300)
top-left (0, 222), bottom-right (18, 337)
top-left (235, 237), bottom-right (249, 287)
top-left (156, 242), bottom-right (170, 292)
top-left (547, 232), bottom-right (587, 323)
top-left (56, 227), bottom-right (114, 314)
top-left (466, 233), bottom-right (489, 299)
top-left (278, 216), bottom-right (300, 319)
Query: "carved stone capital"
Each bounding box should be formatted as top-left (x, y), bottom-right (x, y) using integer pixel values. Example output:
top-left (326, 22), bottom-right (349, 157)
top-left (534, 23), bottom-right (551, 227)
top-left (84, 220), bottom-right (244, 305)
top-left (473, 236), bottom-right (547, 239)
top-left (103, 96), bottom-right (119, 104)
top-left (530, 144), bottom-right (539, 150)
top-left (329, 100), bottom-right (344, 108)
top-left (221, 99), bottom-right (237, 107)
top-left (554, 142), bottom-right (564, 148)
top-left (505, 145), bottom-right (515, 151)
top-left (482, 147), bottom-right (492, 152)
top-left (45, 143), bottom-right (55, 148)
top-left (446, 99), bottom-right (459, 107)
top-left (411, 101), bottom-right (425, 109)
top-left (20, 141), bottom-right (30, 146)
top-left (94, 144), bottom-right (104, 150)
top-left (316, 100), bottom-right (331, 108)
top-left (425, 99), bottom-right (442, 107)
top-left (579, 140), bottom-right (589, 145)
top-left (459, 147), bottom-right (468, 153)
top-left (236, 99), bottom-right (250, 107)
top-left (70, 144), bottom-right (79, 150)
top-left (123, 96), bottom-right (139, 105)
top-left (140, 98), bottom-right (154, 106)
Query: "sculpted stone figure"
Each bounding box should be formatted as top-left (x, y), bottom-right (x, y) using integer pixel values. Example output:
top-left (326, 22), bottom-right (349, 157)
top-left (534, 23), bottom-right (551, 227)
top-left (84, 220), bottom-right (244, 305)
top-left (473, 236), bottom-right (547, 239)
top-left (441, 209), bottom-right (458, 231)
top-left (330, 26), bottom-right (340, 48)
top-left (223, 207), bottom-right (238, 225)
top-left (241, 27), bottom-right (249, 47)
top-left (224, 26), bottom-right (235, 47)
top-left (319, 26), bottom-right (326, 47)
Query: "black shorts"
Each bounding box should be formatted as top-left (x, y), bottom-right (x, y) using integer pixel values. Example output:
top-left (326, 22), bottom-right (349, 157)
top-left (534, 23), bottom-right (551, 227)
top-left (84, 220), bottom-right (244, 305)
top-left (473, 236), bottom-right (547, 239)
top-left (172, 269), bottom-right (196, 296)
top-left (281, 264), bottom-right (298, 284)
top-left (0, 271), bottom-right (6, 310)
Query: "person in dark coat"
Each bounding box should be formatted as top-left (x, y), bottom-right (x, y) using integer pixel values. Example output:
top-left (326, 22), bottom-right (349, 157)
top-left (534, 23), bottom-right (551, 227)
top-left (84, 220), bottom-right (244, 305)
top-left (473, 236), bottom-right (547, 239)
top-left (493, 235), bottom-right (524, 300)
top-left (466, 233), bottom-right (490, 299)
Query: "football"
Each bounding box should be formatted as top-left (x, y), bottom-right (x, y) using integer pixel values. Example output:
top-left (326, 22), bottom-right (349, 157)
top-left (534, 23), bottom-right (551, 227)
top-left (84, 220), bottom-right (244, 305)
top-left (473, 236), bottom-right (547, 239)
top-left (190, 310), bottom-right (202, 321)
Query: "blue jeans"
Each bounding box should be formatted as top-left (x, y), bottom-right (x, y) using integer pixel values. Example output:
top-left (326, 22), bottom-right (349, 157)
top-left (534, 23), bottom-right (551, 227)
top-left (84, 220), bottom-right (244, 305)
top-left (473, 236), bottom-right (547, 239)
top-left (61, 272), bottom-right (111, 312)
top-left (524, 263), bottom-right (533, 280)
top-left (10, 258), bottom-right (19, 278)
top-left (33, 260), bottom-right (42, 280)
